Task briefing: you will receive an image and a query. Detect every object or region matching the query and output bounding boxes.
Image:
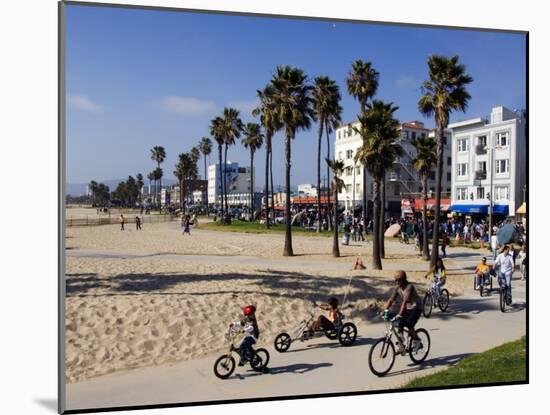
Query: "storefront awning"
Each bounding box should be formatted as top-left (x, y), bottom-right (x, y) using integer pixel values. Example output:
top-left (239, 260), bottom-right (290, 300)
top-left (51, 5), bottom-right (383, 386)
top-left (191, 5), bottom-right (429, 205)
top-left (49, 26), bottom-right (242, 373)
top-left (450, 204), bottom-right (509, 215)
top-left (516, 202), bottom-right (526, 215)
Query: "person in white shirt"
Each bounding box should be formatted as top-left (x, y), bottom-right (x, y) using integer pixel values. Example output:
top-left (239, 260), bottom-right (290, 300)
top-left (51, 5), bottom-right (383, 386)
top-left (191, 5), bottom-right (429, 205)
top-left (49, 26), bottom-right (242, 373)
top-left (491, 233), bottom-right (498, 260)
top-left (493, 245), bottom-right (515, 305)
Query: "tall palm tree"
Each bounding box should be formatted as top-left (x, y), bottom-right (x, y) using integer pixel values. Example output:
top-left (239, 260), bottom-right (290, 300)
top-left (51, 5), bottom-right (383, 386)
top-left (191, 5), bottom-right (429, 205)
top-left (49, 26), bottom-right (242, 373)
top-left (174, 157), bottom-right (186, 210)
top-left (253, 85), bottom-right (281, 228)
top-left (270, 65), bottom-right (314, 256)
top-left (346, 60), bottom-right (379, 227)
top-left (242, 123), bottom-right (264, 220)
top-left (221, 107), bottom-right (244, 215)
top-left (199, 137), bottom-right (213, 214)
top-left (412, 135), bottom-right (438, 260)
top-left (354, 100), bottom-right (401, 270)
top-left (152, 167), bottom-right (163, 208)
top-left (419, 54), bottom-right (473, 265)
top-left (147, 171), bottom-right (155, 203)
top-left (313, 76), bottom-right (342, 233)
top-left (150, 146), bottom-right (166, 211)
top-left (136, 173), bottom-right (144, 206)
top-left (190, 146), bottom-right (201, 164)
top-left (210, 117), bottom-right (225, 216)
top-left (326, 158), bottom-right (345, 257)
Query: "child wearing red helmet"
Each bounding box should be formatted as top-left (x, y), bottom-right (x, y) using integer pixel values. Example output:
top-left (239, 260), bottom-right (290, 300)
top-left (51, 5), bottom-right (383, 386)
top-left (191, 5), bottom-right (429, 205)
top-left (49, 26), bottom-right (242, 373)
top-left (232, 305), bottom-right (259, 366)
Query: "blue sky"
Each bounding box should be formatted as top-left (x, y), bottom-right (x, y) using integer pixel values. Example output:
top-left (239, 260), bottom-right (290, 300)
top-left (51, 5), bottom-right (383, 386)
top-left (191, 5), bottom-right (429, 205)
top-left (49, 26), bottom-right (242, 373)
top-left (65, 4), bottom-right (526, 188)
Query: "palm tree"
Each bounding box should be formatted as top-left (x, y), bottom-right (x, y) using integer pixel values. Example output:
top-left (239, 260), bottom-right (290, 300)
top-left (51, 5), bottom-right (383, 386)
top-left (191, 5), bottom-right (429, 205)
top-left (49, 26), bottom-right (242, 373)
top-left (354, 100), bottom-right (401, 270)
top-left (412, 135), bottom-right (438, 260)
top-left (270, 65), bottom-right (314, 256)
top-left (190, 146), bottom-right (201, 164)
top-left (419, 54), bottom-right (473, 265)
top-left (326, 158), bottom-right (345, 257)
top-left (88, 180), bottom-right (98, 205)
top-left (210, 117), bottom-right (225, 216)
top-left (136, 173), bottom-right (144, 206)
top-left (221, 107), bottom-right (244, 216)
top-left (150, 146), bottom-right (166, 211)
top-left (242, 123), bottom-right (264, 220)
top-left (347, 60), bottom-right (379, 227)
top-left (152, 167), bottom-right (163, 208)
top-left (174, 158), bottom-right (185, 210)
top-left (147, 171), bottom-right (155, 203)
top-left (313, 76), bottom-right (342, 233)
top-left (253, 85), bottom-right (281, 228)
top-left (199, 137), bottom-right (213, 214)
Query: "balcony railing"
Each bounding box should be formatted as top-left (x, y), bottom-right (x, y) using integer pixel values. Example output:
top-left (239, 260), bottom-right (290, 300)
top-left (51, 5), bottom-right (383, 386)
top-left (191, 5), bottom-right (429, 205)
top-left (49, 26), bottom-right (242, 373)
top-left (475, 144), bottom-right (487, 155)
top-left (475, 170), bottom-right (487, 180)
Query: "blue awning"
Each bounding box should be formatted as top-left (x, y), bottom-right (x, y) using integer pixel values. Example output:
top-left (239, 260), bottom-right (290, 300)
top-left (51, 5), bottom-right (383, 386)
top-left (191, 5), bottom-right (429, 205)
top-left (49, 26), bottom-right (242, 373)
top-left (450, 204), bottom-right (488, 214)
top-left (450, 204), bottom-right (509, 215)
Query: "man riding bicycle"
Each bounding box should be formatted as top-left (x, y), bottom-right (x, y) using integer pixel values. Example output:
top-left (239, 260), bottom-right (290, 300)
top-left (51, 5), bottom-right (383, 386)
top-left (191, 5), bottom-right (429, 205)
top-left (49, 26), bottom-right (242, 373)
top-left (493, 245), bottom-right (514, 305)
top-left (383, 271), bottom-right (422, 354)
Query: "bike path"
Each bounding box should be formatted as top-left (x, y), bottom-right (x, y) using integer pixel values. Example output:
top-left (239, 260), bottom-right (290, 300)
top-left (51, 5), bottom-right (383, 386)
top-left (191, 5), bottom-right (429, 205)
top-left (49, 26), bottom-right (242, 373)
top-left (66, 282), bottom-right (526, 411)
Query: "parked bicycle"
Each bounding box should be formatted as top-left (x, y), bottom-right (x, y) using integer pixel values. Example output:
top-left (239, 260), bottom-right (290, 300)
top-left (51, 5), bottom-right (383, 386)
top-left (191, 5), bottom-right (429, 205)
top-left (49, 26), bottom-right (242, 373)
top-left (422, 279), bottom-right (449, 318)
top-left (368, 310), bottom-right (431, 377)
top-left (213, 323), bottom-right (269, 379)
top-left (274, 301), bottom-right (357, 352)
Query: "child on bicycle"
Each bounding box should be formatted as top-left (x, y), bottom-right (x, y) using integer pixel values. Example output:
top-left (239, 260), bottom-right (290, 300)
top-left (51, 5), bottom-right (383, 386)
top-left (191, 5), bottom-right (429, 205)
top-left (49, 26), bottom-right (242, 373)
top-left (229, 305), bottom-right (259, 366)
top-left (383, 271), bottom-right (422, 353)
top-left (424, 257), bottom-right (447, 297)
top-left (309, 297), bottom-right (341, 335)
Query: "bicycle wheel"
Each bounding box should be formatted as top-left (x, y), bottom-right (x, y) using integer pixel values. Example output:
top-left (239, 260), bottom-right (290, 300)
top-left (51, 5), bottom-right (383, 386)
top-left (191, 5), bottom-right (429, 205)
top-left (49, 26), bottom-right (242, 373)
top-left (409, 328), bottom-right (431, 364)
top-left (499, 288), bottom-right (506, 312)
top-left (338, 322), bottom-right (358, 347)
top-left (250, 351), bottom-right (264, 372)
top-left (325, 327), bottom-right (338, 340)
top-left (254, 348), bottom-right (270, 368)
top-left (274, 332), bottom-right (292, 352)
top-left (473, 276), bottom-right (477, 291)
top-left (368, 337), bottom-right (396, 377)
top-left (213, 354), bottom-right (235, 379)
top-left (422, 293), bottom-right (433, 318)
top-left (438, 289), bottom-right (450, 312)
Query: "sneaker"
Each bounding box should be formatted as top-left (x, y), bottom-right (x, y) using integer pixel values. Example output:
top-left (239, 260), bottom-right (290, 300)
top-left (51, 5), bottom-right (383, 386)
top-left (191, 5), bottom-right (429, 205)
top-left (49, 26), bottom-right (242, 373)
top-left (238, 359), bottom-right (245, 367)
top-left (395, 342), bottom-right (406, 354)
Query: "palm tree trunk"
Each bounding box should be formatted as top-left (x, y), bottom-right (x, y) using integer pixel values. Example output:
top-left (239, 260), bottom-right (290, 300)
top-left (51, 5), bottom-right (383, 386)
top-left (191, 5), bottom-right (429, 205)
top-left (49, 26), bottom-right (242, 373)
top-left (218, 145), bottom-right (223, 217)
top-left (224, 144), bottom-right (229, 216)
top-left (157, 162), bottom-right (162, 212)
top-left (283, 133), bottom-right (293, 256)
top-left (204, 154), bottom-right (209, 217)
top-left (316, 121), bottom-right (323, 232)
top-left (250, 151), bottom-right (254, 219)
top-left (379, 178), bottom-right (386, 258)
top-left (430, 125), bottom-right (445, 266)
top-left (363, 167), bottom-right (368, 234)
top-left (333, 187), bottom-right (340, 257)
top-left (422, 174), bottom-right (429, 260)
top-left (179, 178), bottom-right (184, 210)
top-left (325, 121), bottom-right (332, 232)
top-left (264, 135), bottom-right (271, 228)
top-left (270, 145), bottom-right (275, 220)
top-left (372, 179), bottom-right (383, 270)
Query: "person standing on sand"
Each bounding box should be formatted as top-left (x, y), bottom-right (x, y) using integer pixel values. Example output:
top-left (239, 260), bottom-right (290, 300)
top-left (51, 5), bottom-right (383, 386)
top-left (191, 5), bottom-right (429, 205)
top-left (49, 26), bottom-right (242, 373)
top-left (119, 214), bottom-right (125, 231)
top-left (183, 215), bottom-right (191, 235)
top-left (135, 215), bottom-right (142, 230)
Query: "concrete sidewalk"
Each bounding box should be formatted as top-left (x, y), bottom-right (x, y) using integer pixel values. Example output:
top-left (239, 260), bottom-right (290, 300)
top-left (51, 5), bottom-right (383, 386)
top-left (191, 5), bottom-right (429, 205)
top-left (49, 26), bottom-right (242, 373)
top-left (66, 281), bottom-right (526, 411)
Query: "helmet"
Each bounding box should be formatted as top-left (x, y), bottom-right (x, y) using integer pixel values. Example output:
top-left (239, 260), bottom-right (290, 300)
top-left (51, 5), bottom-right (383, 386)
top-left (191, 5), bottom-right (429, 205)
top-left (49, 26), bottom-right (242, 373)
top-left (243, 305), bottom-right (256, 316)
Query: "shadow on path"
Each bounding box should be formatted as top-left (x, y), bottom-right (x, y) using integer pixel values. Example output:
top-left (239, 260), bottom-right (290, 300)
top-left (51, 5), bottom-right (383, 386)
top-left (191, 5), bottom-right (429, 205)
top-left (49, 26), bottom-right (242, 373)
top-left (383, 352), bottom-right (473, 378)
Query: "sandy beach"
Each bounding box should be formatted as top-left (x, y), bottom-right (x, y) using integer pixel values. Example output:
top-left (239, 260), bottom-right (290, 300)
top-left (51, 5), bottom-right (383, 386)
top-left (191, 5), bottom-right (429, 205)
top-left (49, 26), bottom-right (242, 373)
top-left (65, 218), bottom-right (475, 383)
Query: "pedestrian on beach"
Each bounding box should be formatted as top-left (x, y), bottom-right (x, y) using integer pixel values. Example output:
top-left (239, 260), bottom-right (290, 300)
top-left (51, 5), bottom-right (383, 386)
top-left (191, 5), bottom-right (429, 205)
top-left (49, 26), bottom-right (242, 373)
top-left (441, 232), bottom-right (448, 258)
top-left (183, 215), bottom-right (191, 235)
top-left (119, 214), bottom-right (125, 231)
top-left (135, 215), bottom-right (142, 230)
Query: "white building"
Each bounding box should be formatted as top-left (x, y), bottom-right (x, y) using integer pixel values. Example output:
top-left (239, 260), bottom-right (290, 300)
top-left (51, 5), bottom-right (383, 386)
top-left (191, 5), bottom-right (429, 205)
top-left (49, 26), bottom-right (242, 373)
top-left (334, 120), bottom-right (452, 217)
top-left (207, 162), bottom-right (253, 205)
top-left (297, 184), bottom-right (319, 197)
top-left (448, 106), bottom-right (526, 218)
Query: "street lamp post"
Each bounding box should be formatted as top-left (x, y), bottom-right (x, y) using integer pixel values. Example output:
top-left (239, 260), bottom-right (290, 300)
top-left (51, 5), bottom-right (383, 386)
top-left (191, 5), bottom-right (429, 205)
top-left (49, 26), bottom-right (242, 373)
top-left (486, 143), bottom-right (501, 235)
top-left (352, 164), bottom-right (356, 214)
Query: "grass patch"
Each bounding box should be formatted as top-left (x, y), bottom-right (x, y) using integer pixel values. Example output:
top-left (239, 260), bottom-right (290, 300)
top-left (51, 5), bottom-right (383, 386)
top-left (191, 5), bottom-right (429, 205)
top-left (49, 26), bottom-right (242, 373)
top-left (404, 336), bottom-right (526, 388)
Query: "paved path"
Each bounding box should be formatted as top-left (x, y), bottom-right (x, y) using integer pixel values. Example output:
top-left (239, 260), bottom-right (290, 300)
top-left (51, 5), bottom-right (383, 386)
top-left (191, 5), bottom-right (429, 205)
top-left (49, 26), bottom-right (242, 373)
top-left (66, 280), bottom-right (526, 411)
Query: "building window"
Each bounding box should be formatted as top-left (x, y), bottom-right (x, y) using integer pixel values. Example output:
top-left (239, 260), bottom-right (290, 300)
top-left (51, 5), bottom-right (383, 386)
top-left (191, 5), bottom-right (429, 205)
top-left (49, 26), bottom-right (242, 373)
top-left (447, 156), bottom-right (452, 166)
top-left (402, 131), bottom-right (409, 140)
top-left (346, 167), bottom-right (353, 176)
top-left (429, 171), bottom-right (436, 180)
top-left (412, 132), bottom-right (417, 140)
top-left (476, 187), bottom-right (485, 199)
top-left (355, 183), bottom-right (361, 194)
top-left (457, 138), bottom-right (469, 152)
top-left (496, 132), bottom-right (509, 147)
top-left (495, 186), bottom-right (509, 201)
top-left (346, 149), bottom-right (353, 159)
top-left (478, 135), bottom-right (487, 147)
top-left (345, 184), bottom-right (352, 193)
top-left (447, 172), bottom-right (452, 181)
top-left (477, 161), bottom-right (487, 172)
top-left (446, 187), bottom-right (451, 195)
top-left (456, 188), bottom-right (467, 200)
top-left (355, 166), bottom-right (361, 175)
top-left (443, 136), bottom-right (447, 145)
top-left (495, 159), bottom-right (509, 174)
top-left (338, 151), bottom-right (343, 160)
top-left (457, 163), bottom-right (469, 177)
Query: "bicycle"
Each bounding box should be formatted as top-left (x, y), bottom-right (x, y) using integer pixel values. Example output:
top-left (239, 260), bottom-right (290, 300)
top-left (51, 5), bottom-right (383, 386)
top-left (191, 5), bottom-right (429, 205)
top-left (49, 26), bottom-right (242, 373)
top-left (274, 301), bottom-right (357, 352)
top-left (498, 272), bottom-right (512, 313)
top-left (422, 279), bottom-right (449, 318)
top-left (213, 323), bottom-right (270, 379)
top-left (368, 310), bottom-right (431, 377)
top-left (473, 269), bottom-right (495, 297)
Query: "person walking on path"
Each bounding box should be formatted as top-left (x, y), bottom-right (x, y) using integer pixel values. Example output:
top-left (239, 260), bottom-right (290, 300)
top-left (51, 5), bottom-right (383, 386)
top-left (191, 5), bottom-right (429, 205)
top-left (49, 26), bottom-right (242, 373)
top-left (183, 215), bottom-right (191, 235)
top-left (494, 245), bottom-right (515, 305)
top-left (135, 215), bottom-right (142, 231)
top-left (119, 214), bottom-right (125, 231)
top-left (441, 232), bottom-right (449, 258)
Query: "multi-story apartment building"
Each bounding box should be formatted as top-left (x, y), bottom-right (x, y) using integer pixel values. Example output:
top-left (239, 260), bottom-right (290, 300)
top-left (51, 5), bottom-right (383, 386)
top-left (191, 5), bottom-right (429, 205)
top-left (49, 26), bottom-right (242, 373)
top-left (334, 120), bottom-right (451, 217)
top-left (207, 162), bottom-right (253, 205)
top-left (448, 106), bottom-right (526, 218)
